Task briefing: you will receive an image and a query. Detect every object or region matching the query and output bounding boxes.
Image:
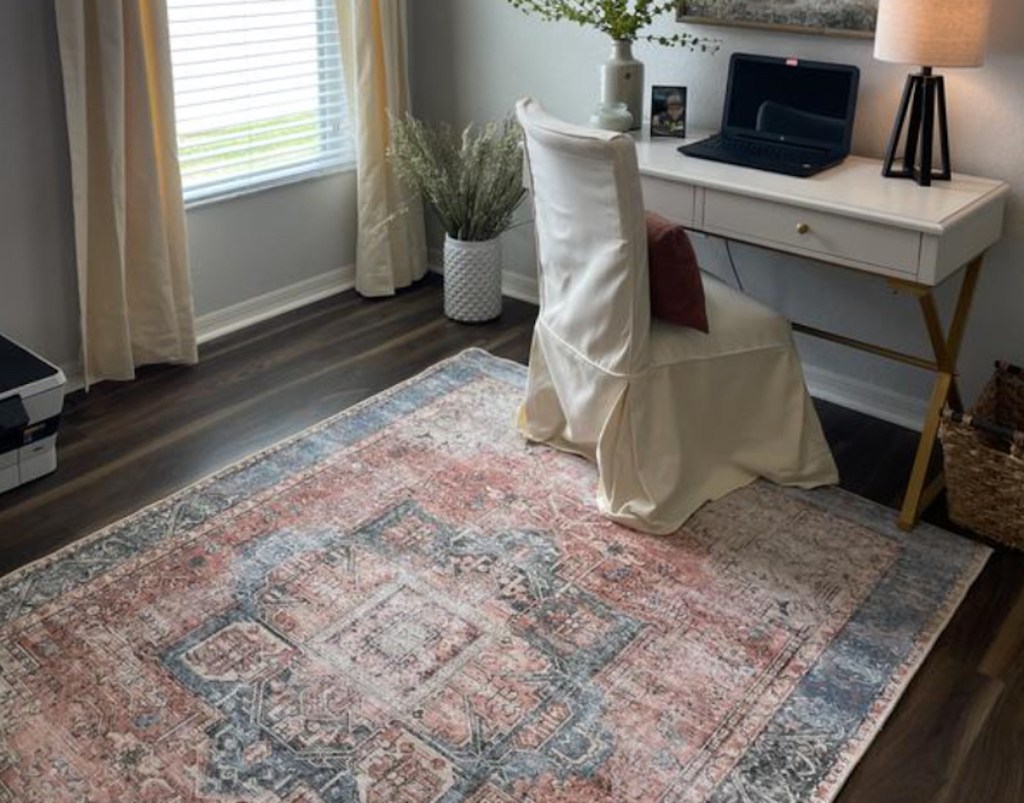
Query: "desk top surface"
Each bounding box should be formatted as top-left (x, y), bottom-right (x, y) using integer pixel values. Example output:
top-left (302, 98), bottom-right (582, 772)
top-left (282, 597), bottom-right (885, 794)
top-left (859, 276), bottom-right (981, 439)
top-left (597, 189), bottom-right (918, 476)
top-left (635, 135), bottom-right (1008, 235)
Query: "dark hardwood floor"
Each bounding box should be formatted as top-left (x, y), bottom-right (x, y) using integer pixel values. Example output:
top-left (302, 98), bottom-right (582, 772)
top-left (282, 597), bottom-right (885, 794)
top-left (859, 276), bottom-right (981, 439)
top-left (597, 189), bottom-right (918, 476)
top-left (1, 276), bottom-right (1021, 802)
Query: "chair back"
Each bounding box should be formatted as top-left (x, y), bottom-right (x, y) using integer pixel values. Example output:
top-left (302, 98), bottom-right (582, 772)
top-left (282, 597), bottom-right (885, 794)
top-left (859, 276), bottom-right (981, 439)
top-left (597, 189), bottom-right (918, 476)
top-left (516, 98), bottom-right (650, 375)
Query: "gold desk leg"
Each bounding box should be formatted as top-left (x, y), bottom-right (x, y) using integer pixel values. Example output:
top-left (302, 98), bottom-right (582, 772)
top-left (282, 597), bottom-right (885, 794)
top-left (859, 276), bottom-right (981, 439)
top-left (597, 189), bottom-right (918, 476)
top-left (896, 256), bottom-right (985, 530)
top-left (944, 256), bottom-right (985, 412)
top-left (898, 372), bottom-right (952, 530)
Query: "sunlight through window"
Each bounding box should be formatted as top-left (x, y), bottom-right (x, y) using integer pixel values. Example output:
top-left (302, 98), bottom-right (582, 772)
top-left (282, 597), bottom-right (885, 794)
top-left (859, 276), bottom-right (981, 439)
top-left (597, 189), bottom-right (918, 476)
top-left (167, 0), bottom-right (355, 204)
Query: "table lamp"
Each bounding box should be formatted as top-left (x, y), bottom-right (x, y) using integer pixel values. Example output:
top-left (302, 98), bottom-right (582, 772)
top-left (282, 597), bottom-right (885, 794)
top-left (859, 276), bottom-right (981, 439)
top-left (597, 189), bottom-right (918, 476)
top-left (874, 0), bottom-right (992, 186)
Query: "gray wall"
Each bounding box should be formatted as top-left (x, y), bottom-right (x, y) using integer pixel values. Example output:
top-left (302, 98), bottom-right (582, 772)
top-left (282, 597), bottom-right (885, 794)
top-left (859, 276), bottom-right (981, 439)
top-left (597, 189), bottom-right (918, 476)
top-left (187, 172), bottom-right (356, 317)
top-left (408, 0), bottom-right (1024, 414)
top-left (0, 1), bottom-right (357, 378)
top-left (0, 0), bottom-right (80, 374)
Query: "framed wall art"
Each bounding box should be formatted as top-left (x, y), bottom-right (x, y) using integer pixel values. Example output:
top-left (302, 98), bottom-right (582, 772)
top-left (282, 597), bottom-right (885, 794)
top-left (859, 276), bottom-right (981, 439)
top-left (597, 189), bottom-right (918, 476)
top-left (677, 1), bottom-right (878, 38)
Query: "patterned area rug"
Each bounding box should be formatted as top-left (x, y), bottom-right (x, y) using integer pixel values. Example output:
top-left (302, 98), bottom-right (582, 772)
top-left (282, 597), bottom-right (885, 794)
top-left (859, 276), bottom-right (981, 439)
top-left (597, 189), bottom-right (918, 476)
top-left (0, 349), bottom-right (989, 802)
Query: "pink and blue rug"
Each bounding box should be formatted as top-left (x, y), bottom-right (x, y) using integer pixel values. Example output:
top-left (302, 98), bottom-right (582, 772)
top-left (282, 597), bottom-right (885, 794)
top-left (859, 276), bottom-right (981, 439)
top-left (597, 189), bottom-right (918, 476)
top-left (0, 349), bottom-right (989, 802)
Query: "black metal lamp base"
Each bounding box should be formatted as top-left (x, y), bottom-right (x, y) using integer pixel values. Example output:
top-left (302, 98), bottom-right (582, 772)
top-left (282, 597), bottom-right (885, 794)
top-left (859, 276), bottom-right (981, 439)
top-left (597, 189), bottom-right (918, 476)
top-left (882, 68), bottom-right (951, 187)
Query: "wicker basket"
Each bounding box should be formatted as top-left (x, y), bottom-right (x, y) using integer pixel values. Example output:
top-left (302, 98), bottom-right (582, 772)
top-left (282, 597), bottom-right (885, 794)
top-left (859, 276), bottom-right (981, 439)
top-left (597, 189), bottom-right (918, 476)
top-left (940, 361), bottom-right (1024, 548)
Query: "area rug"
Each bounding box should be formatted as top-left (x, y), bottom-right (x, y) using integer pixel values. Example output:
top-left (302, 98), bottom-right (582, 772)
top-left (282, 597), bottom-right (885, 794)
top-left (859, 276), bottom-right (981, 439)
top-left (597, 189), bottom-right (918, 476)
top-left (0, 349), bottom-right (989, 803)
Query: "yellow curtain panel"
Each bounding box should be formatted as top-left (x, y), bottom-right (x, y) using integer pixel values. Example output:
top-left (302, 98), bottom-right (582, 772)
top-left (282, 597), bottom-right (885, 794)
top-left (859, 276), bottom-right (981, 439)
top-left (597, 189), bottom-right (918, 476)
top-left (55, 0), bottom-right (197, 387)
top-left (335, 0), bottom-right (427, 297)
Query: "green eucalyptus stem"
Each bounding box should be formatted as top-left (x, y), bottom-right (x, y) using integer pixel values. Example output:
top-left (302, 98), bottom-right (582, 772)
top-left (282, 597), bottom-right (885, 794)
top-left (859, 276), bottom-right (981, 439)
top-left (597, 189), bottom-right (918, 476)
top-left (506, 0), bottom-right (718, 50)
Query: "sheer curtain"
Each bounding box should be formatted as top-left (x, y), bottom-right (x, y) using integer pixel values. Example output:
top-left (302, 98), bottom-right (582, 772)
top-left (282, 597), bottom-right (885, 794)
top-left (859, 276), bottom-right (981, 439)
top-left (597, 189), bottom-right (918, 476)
top-left (335, 0), bottom-right (427, 297)
top-left (55, 0), bottom-right (197, 388)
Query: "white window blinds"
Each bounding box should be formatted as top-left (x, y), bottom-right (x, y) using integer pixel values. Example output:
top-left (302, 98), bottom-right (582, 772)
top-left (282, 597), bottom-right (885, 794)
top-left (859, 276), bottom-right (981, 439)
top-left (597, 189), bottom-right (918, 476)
top-left (167, 0), bottom-right (355, 204)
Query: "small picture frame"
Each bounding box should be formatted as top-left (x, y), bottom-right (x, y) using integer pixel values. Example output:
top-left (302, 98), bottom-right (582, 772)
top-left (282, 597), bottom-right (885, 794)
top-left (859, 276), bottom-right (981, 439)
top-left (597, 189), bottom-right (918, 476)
top-left (650, 86), bottom-right (688, 138)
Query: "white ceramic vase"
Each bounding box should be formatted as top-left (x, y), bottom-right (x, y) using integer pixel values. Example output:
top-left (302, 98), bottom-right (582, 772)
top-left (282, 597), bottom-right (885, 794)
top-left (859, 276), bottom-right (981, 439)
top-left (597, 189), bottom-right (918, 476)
top-left (601, 39), bottom-right (643, 132)
top-left (443, 235), bottom-right (502, 323)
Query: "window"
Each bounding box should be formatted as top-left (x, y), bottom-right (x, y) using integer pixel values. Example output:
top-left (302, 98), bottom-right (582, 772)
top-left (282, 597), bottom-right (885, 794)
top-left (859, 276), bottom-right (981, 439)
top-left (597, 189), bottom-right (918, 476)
top-left (167, 0), bottom-right (355, 205)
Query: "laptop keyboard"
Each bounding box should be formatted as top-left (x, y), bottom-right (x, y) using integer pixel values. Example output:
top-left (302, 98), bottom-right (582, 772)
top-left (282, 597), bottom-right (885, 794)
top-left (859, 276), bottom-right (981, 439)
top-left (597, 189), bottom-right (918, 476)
top-left (678, 135), bottom-right (834, 177)
top-left (701, 136), bottom-right (820, 161)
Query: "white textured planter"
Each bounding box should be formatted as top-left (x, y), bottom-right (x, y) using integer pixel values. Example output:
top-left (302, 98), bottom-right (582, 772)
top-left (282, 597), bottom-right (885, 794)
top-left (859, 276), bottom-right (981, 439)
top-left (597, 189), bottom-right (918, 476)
top-left (601, 40), bottom-right (643, 132)
top-left (443, 236), bottom-right (502, 323)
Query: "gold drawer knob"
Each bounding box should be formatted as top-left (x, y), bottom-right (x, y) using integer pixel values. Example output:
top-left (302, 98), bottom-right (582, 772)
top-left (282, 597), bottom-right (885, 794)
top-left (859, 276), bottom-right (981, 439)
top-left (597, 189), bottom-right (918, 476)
top-left (796, 222), bottom-right (810, 235)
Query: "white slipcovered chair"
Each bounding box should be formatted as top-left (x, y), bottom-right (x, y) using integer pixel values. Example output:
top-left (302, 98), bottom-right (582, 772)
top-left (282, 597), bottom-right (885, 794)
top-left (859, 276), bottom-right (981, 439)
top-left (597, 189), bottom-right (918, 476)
top-left (515, 98), bottom-right (838, 534)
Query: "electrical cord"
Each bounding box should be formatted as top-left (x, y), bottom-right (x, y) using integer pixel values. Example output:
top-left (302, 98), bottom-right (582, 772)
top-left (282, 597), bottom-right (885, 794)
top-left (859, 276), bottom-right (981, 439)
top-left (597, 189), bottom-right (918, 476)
top-left (723, 237), bottom-right (746, 293)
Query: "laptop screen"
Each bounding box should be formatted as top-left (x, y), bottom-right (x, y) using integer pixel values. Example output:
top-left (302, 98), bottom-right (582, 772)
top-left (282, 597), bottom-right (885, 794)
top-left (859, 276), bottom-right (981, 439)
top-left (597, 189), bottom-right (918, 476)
top-left (723, 54), bottom-right (859, 152)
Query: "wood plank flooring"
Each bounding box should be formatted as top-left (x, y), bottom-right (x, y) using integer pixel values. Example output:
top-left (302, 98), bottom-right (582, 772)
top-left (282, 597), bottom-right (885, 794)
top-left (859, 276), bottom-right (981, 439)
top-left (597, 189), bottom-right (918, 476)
top-left (1, 277), bottom-right (1021, 802)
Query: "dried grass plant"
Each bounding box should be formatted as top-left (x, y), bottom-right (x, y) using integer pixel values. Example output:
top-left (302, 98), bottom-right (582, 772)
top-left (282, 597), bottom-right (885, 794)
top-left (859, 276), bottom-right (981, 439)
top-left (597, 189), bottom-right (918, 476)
top-left (390, 115), bottom-right (527, 243)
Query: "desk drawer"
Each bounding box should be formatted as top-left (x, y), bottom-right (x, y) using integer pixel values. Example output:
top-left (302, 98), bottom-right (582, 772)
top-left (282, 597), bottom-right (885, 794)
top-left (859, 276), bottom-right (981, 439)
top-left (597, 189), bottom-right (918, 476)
top-left (704, 190), bottom-right (921, 275)
top-left (642, 176), bottom-right (697, 227)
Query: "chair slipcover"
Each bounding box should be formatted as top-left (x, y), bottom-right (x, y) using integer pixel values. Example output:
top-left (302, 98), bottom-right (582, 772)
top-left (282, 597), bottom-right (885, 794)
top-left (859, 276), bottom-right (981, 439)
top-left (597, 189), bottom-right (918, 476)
top-left (515, 98), bottom-right (839, 534)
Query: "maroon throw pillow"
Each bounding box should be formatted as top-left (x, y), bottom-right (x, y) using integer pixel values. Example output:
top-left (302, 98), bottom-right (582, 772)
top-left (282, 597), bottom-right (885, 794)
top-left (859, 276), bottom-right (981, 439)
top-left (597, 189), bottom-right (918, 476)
top-left (645, 211), bottom-right (708, 332)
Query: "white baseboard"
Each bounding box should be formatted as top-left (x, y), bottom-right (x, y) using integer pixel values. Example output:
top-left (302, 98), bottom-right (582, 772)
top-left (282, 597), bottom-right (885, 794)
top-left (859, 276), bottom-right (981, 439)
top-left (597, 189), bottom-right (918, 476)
top-left (803, 364), bottom-right (926, 432)
top-left (57, 267), bottom-right (355, 396)
top-left (429, 249), bottom-right (541, 306)
top-left (500, 270), bottom-right (540, 304)
top-left (428, 247), bottom-right (443, 274)
top-left (63, 367), bottom-right (85, 396)
top-left (64, 256), bottom-right (918, 430)
top-left (196, 265), bottom-right (356, 344)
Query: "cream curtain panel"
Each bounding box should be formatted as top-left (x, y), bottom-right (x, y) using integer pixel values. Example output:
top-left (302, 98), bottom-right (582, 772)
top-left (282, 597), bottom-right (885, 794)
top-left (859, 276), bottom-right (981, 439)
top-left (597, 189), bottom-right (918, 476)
top-left (56, 0), bottom-right (197, 388)
top-left (335, 0), bottom-right (427, 297)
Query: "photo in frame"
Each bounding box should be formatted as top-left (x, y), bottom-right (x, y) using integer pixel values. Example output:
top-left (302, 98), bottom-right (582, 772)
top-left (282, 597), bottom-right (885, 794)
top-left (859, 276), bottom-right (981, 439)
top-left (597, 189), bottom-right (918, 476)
top-left (650, 86), bottom-right (688, 138)
top-left (677, 0), bottom-right (877, 38)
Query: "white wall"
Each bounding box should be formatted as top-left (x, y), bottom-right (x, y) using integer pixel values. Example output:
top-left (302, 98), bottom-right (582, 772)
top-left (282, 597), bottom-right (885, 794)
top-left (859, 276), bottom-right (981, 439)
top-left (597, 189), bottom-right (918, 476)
top-left (0, 1), bottom-right (357, 380)
top-left (409, 0), bottom-right (1024, 420)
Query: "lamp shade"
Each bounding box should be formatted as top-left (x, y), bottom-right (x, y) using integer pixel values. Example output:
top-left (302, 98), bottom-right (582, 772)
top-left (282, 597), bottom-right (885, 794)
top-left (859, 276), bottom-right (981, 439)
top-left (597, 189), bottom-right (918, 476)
top-left (874, 0), bottom-right (992, 68)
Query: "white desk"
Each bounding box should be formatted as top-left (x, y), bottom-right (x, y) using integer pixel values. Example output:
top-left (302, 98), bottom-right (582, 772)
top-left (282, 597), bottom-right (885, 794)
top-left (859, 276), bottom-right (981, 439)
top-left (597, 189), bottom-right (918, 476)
top-left (636, 135), bottom-right (1009, 529)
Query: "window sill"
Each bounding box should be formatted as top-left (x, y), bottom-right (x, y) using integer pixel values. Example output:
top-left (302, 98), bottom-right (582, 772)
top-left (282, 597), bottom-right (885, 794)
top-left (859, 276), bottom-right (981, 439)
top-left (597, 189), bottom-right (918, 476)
top-left (183, 162), bottom-right (356, 211)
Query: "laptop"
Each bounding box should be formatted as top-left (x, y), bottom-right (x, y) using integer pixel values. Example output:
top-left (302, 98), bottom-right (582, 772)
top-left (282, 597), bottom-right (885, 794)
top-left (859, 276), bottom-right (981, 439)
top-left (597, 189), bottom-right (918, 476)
top-left (679, 53), bottom-right (860, 177)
